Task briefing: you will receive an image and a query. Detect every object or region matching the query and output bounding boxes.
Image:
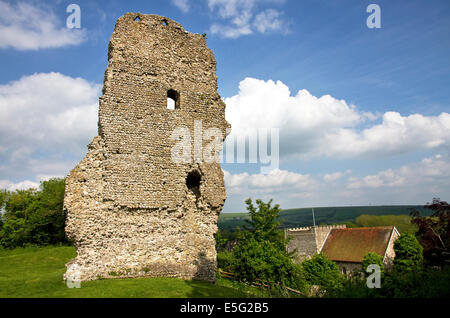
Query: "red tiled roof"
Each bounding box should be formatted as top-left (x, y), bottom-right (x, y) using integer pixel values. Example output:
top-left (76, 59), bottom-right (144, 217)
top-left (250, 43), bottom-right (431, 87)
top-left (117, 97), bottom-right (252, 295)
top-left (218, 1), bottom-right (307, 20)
top-left (321, 226), bottom-right (394, 263)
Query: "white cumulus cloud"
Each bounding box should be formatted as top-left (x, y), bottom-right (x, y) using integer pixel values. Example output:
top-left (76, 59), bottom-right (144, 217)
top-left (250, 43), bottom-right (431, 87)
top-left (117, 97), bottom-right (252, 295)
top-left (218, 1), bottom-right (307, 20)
top-left (323, 112), bottom-right (450, 158)
top-left (347, 154), bottom-right (450, 190)
top-left (225, 77), bottom-right (450, 160)
top-left (253, 9), bottom-right (285, 34)
top-left (171, 0), bottom-right (190, 13)
top-left (224, 168), bottom-right (316, 194)
top-left (0, 1), bottom-right (86, 50)
top-left (0, 179), bottom-right (39, 191)
top-left (0, 72), bottom-right (100, 184)
top-left (222, 155), bottom-right (450, 212)
top-left (323, 170), bottom-right (352, 183)
top-left (208, 0), bottom-right (288, 38)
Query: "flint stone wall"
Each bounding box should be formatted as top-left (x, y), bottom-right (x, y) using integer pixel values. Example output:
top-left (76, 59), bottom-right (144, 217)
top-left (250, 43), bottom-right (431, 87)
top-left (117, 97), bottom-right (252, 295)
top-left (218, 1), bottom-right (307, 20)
top-left (285, 225), bottom-right (347, 263)
top-left (64, 13), bottom-right (230, 283)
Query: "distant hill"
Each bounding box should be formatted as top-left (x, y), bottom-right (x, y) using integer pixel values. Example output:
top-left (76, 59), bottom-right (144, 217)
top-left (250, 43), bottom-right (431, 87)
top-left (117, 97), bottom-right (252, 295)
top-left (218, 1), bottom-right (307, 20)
top-left (218, 205), bottom-right (431, 231)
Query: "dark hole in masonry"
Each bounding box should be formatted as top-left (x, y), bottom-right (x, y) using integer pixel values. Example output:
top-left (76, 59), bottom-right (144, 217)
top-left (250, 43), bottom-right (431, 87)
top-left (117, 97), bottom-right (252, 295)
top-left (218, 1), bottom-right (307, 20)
top-left (167, 89), bottom-right (180, 110)
top-left (186, 170), bottom-right (201, 197)
top-left (162, 19), bottom-right (168, 26)
top-left (134, 16), bottom-right (141, 22)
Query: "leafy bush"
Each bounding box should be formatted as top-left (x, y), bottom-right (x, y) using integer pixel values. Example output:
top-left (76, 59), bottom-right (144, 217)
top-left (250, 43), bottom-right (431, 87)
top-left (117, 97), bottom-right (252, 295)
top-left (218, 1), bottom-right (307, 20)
top-left (361, 252), bottom-right (384, 275)
top-left (331, 266), bottom-right (450, 298)
top-left (382, 266), bottom-right (450, 298)
top-left (393, 234), bottom-right (423, 272)
top-left (223, 198), bottom-right (307, 293)
top-left (328, 276), bottom-right (378, 298)
top-left (0, 178), bottom-right (68, 248)
top-left (0, 218), bottom-right (29, 248)
top-left (217, 250), bottom-right (234, 272)
top-left (231, 237), bottom-right (306, 291)
top-left (410, 198), bottom-right (449, 266)
top-left (0, 189), bottom-right (9, 210)
top-left (215, 230), bottom-right (229, 252)
top-left (215, 229), bottom-right (239, 252)
top-left (243, 198), bottom-right (285, 249)
top-left (301, 253), bottom-right (344, 293)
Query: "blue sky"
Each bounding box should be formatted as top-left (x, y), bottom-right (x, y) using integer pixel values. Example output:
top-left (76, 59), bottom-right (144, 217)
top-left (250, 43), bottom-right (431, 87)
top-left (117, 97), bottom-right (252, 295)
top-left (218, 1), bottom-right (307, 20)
top-left (0, 0), bottom-right (449, 212)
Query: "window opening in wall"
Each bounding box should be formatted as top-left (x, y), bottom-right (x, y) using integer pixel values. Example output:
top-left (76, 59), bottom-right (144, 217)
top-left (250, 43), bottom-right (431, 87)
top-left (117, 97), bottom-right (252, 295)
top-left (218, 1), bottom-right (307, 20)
top-left (167, 89), bottom-right (180, 110)
top-left (186, 170), bottom-right (201, 197)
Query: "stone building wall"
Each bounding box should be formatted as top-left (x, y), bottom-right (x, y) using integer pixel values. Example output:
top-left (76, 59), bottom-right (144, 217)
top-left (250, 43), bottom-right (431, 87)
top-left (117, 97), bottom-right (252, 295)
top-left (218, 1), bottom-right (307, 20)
top-left (286, 227), bottom-right (317, 263)
top-left (315, 224), bottom-right (346, 252)
top-left (64, 13), bottom-right (230, 283)
top-left (383, 227), bottom-right (400, 270)
top-left (336, 261), bottom-right (362, 275)
top-left (285, 225), bottom-right (346, 263)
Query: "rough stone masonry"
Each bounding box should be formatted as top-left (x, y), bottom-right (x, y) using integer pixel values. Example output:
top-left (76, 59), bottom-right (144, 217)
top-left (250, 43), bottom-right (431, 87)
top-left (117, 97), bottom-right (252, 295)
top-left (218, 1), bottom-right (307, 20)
top-left (64, 13), bottom-right (230, 283)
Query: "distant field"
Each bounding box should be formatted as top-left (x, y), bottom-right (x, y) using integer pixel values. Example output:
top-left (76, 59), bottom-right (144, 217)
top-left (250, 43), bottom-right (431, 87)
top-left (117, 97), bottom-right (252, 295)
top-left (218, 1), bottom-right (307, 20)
top-left (218, 205), bottom-right (431, 231)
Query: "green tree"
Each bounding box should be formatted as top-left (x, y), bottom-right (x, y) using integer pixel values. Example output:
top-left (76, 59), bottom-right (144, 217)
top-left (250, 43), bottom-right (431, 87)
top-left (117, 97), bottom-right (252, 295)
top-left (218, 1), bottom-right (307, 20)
top-left (243, 198), bottom-right (285, 248)
top-left (216, 250), bottom-right (234, 272)
top-left (33, 178), bottom-right (67, 244)
top-left (332, 266), bottom-right (450, 298)
top-left (232, 237), bottom-right (305, 291)
top-left (361, 252), bottom-right (384, 275)
top-left (4, 189), bottom-right (38, 220)
top-left (0, 178), bottom-right (67, 248)
top-left (0, 189), bottom-right (9, 209)
top-left (301, 253), bottom-right (343, 293)
top-left (410, 198), bottom-right (449, 266)
top-left (228, 198), bottom-right (306, 293)
top-left (0, 218), bottom-right (29, 248)
top-left (215, 230), bottom-right (229, 252)
top-left (393, 234), bottom-right (423, 272)
top-left (0, 189), bottom-right (7, 231)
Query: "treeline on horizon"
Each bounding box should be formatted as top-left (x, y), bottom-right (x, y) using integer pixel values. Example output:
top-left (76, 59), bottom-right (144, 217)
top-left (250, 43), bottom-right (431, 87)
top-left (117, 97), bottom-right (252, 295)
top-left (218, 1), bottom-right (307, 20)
top-left (219, 205), bottom-right (432, 232)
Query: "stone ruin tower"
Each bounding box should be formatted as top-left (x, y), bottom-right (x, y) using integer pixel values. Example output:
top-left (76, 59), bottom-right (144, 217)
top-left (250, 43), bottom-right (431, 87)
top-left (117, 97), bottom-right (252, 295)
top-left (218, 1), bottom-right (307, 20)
top-left (63, 13), bottom-right (230, 283)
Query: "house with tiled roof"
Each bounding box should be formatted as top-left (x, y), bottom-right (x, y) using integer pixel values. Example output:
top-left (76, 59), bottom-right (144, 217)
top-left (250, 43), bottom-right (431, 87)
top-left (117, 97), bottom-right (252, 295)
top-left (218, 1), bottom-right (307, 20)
top-left (286, 225), bottom-right (400, 273)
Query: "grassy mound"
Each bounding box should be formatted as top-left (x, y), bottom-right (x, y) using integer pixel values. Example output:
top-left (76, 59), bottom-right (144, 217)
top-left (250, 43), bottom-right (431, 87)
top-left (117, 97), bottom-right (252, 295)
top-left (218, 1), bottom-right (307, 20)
top-left (0, 246), bottom-right (247, 298)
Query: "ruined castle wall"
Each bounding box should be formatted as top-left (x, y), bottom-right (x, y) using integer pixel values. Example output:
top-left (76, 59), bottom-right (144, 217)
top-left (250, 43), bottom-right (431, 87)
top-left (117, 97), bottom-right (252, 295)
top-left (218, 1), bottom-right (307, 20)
top-left (64, 13), bottom-right (230, 283)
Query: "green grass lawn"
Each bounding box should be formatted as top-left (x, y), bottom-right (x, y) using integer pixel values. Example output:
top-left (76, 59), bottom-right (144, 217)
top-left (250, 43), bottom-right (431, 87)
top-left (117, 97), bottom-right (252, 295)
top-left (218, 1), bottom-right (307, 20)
top-left (0, 246), bottom-right (248, 298)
